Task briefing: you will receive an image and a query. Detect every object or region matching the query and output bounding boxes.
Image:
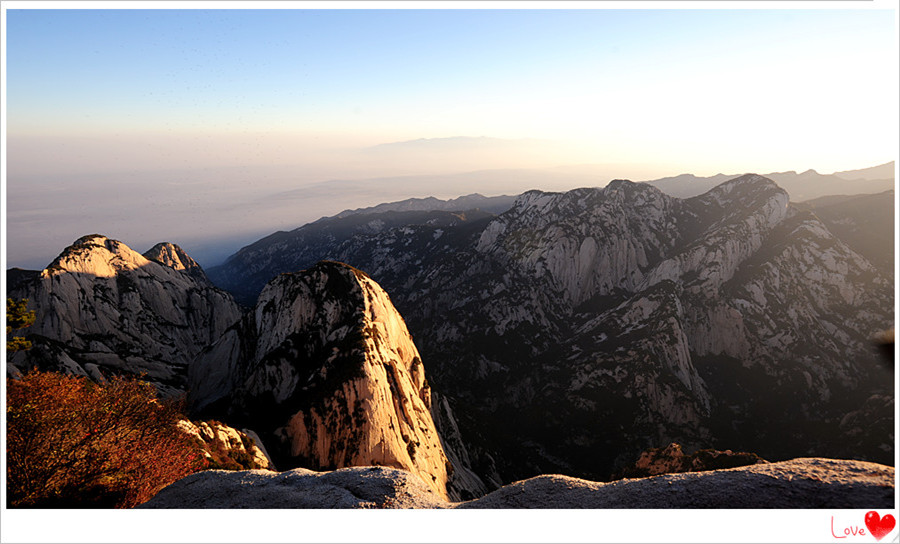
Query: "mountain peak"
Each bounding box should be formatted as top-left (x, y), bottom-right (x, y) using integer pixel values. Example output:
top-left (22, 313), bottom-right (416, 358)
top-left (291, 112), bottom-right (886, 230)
top-left (692, 175), bottom-right (788, 217)
top-left (191, 260), bottom-right (468, 500)
top-left (603, 179), bottom-right (643, 195)
top-left (713, 173), bottom-right (780, 191)
top-left (11, 234), bottom-right (243, 395)
top-left (72, 233), bottom-right (111, 247)
top-left (143, 242), bottom-right (208, 281)
top-left (46, 234), bottom-right (149, 278)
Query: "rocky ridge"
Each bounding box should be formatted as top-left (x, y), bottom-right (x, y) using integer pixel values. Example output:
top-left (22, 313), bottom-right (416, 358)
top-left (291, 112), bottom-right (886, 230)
top-left (139, 457), bottom-right (895, 509)
top-left (330, 193), bottom-right (516, 220)
top-left (7, 173), bottom-right (892, 502)
top-left (210, 208), bottom-right (497, 307)
top-left (645, 162), bottom-right (894, 201)
top-left (206, 175), bottom-right (894, 484)
top-left (793, 190), bottom-right (894, 277)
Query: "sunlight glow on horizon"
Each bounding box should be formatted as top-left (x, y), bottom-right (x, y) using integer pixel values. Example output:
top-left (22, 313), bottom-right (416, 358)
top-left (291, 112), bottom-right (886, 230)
top-left (6, 8), bottom-right (896, 176)
top-left (3, 4), bottom-right (897, 271)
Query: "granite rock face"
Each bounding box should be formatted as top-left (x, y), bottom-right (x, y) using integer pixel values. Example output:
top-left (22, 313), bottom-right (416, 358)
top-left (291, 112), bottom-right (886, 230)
top-left (206, 176), bottom-right (893, 484)
top-left (190, 261), bottom-right (483, 500)
top-left (7, 235), bottom-right (242, 395)
top-left (178, 420), bottom-right (274, 471)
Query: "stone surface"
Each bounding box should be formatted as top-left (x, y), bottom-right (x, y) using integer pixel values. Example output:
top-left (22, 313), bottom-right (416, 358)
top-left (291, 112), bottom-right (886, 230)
top-left (139, 457), bottom-right (894, 509)
top-left (177, 420), bottom-right (274, 470)
top-left (138, 466), bottom-right (448, 509)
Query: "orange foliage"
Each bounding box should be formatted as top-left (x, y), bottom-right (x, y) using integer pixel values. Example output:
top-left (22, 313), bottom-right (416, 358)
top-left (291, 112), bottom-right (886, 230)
top-left (6, 370), bottom-right (206, 508)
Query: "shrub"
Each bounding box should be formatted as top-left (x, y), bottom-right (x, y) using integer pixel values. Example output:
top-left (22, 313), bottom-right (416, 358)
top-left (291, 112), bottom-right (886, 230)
top-left (6, 370), bottom-right (206, 508)
top-left (205, 437), bottom-right (260, 471)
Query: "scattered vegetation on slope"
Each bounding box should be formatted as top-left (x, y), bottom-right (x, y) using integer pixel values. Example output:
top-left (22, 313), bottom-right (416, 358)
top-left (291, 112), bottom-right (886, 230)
top-left (6, 370), bottom-right (265, 508)
top-left (613, 442), bottom-right (767, 480)
top-left (6, 370), bottom-right (205, 508)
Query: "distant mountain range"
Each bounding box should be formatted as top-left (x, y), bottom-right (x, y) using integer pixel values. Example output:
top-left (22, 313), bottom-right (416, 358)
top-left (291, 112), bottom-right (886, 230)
top-left (327, 193), bottom-right (517, 220)
top-left (365, 136), bottom-right (555, 152)
top-left (793, 190), bottom-right (894, 276)
top-left (206, 174), bottom-right (893, 484)
top-left (833, 161), bottom-right (896, 181)
top-left (643, 162), bottom-right (894, 201)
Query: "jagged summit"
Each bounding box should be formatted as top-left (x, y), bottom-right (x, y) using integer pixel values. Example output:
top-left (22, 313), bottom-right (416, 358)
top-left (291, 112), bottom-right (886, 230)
top-left (144, 242), bottom-right (208, 282)
top-left (44, 234), bottom-right (210, 283)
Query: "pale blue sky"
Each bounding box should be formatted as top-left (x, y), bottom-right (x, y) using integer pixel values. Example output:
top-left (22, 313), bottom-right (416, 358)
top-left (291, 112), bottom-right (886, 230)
top-left (8, 9), bottom-right (895, 141)
top-left (3, 6), bottom-right (898, 269)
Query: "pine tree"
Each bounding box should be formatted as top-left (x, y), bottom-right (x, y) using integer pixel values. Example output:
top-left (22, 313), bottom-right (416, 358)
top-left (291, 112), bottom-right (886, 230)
top-left (7, 298), bottom-right (35, 353)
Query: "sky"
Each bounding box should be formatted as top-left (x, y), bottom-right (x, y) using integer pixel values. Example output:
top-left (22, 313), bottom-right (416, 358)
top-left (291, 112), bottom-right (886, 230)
top-left (2, 3), bottom-right (898, 270)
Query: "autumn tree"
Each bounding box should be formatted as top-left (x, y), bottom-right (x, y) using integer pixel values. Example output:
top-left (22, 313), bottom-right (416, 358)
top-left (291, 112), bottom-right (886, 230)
top-left (6, 298), bottom-right (35, 353)
top-left (6, 370), bottom-right (207, 508)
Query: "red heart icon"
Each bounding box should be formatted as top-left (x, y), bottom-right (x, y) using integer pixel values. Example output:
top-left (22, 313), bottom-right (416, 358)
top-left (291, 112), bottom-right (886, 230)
top-left (865, 511), bottom-right (896, 541)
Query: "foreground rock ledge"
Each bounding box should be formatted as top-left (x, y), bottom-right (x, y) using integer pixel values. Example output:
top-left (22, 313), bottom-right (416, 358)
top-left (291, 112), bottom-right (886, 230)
top-left (139, 457), bottom-right (893, 509)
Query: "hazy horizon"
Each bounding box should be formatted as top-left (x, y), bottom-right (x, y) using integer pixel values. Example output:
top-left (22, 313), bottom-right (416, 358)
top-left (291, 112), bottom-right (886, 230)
top-left (5, 156), bottom-right (893, 271)
top-left (3, 5), bottom-right (898, 270)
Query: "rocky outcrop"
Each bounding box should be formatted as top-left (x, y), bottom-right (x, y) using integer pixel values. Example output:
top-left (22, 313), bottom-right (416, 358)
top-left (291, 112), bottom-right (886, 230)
top-left (178, 420), bottom-right (274, 471)
top-left (139, 466), bottom-right (448, 509)
top-left (6, 235), bottom-right (242, 395)
top-left (139, 457), bottom-right (894, 509)
top-left (191, 261), bottom-right (480, 500)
